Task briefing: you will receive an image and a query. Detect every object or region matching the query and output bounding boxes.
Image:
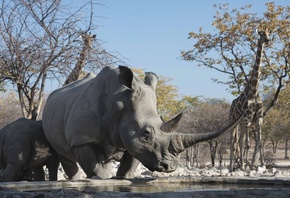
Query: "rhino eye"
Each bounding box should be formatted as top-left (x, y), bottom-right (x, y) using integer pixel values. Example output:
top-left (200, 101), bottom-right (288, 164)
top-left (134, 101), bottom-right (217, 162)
top-left (142, 127), bottom-right (153, 142)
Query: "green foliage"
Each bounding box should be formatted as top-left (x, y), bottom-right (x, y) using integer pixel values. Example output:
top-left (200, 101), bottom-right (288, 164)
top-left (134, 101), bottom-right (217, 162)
top-left (179, 95), bottom-right (200, 109)
top-left (156, 77), bottom-right (182, 119)
top-left (181, 2), bottom-right (290, 97)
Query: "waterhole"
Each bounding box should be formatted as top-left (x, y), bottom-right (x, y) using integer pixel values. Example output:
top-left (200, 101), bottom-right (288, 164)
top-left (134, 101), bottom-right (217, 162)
top-left (1, 176), bottom-right (290, 193)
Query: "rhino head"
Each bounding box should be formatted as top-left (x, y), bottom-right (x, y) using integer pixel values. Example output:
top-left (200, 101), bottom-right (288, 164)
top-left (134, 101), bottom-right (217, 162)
top-left (117, 66), bottom-right (241, 173)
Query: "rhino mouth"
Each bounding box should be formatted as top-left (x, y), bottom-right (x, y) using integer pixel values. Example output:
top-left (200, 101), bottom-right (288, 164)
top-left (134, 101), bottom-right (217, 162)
top-left (147, 160), bottom-right (177, 173)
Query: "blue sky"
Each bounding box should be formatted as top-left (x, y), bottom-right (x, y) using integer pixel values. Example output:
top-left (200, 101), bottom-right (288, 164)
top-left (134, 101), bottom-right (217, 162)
top-left (81, 1), bottom-right (287, 102)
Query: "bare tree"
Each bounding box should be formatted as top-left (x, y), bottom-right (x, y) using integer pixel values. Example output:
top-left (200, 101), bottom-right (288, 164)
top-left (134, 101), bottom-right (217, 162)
top-left (0, 92), bottom-right (22, 127)
top-left (178, 98), bottom-right (231, 167)
top-left (264, 86), bottom-right (290, 160)
top-left (0, 0), bottom-right (117, 120)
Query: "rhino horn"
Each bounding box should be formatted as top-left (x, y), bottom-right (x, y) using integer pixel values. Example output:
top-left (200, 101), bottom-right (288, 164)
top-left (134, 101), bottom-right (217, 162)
top-left (171, 112), bottom-right (244, 153)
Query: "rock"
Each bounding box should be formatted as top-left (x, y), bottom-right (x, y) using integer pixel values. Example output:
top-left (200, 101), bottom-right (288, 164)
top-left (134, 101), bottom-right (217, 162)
top-left (220, 168), bottom-right (229, 176)
top-left (248, 170), bottom-right (258, 177)
top-left (257, 166), bottom-right (266, 174)
top-left (228, 170), bottom-right (245, 177)
top-left (210, 167), bottom-right (218, 172)
top-left (273, 170), bottom-right (283, 177)
top-left (271, 167), bottom-right (277, 174)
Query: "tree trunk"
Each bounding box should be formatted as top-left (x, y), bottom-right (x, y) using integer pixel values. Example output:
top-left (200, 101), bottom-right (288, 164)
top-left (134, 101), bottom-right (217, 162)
top-left (271, 139), bottom-right (277, 154)
top-left (218, 145), bottom-right (223, 167)
top-left (244, 129), bottom-right (250, 170)
top-left (285, 139), bottom-right (289, 159)
top-left (229, 130), bottom-right (234, 171)
top-left (195, 144), bottom-right (200, 167)
top-left (186, 148), bottom-right (191, 169)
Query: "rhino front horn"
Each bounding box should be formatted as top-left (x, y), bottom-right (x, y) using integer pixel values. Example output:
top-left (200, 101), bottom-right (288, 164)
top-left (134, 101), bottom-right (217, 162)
top-left (171, 112), bottom-right (244, 153)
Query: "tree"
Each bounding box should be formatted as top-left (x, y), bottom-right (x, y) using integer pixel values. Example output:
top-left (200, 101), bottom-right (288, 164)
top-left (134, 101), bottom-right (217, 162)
top-left (181, 2), bottom-right (290, 169)
top-left (262, 109), bottom-right (281, 154)
top-left (181, 2), bottom-right (290, 111)
top-left (0, 0), bottom-right (117, 120)
top-left (268, 86), bottom-right (290, 159)
top-left (177, 98), bottom-right (231, 167)
top-left (0, 92), bottom-right (22, 127)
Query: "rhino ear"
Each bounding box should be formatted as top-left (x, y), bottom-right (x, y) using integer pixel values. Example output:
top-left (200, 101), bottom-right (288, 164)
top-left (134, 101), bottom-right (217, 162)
top-left (161, 113), bottom-right (183, 133)
top-left (119, 65), bottom-right (133, 89)
top-left (144, 72), bottom-right (158, 91)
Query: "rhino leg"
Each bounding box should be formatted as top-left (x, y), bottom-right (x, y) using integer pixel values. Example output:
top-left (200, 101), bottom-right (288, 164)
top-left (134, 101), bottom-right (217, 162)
top-left (60, 157), bottom-right (78, 179)
top-left (116, 151), bottom-right (139, 179)
top-left (32, 166), bottom-right (45, 181)
top-left (2, 164), bottom-right (21, 181)
top-left (2, 138), bottom-right (30, 181)
top-left (74, 143), bottom-right (108, 179)
top-left (45, 153), bottom-right (59, 181)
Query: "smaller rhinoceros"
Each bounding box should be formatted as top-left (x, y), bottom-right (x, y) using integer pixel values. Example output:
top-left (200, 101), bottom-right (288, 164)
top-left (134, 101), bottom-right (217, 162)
top-left (0, 118), bottom-right (59, 182)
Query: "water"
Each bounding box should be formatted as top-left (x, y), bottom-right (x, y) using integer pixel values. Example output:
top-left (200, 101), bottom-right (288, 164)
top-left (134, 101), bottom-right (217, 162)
top-left (1, 177), bottom-right (290, 193)
top-left (83, 182), bottom-right (289, 193)
top-left (2, 182), bottom-right (290, 198)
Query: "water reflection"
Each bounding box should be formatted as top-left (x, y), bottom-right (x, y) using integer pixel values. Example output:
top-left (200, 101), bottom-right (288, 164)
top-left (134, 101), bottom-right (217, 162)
top-left (86, 183), bottom-right (271, 193)
top-left (91, 182), bottom-right (290, 193)
top-left (116, 184), bottom-right (166, 193)
top-left (3, 178), bottom-right (290, 193)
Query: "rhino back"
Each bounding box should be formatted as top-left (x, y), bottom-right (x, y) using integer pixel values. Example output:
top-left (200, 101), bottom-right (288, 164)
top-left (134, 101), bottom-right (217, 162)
top-left (42, 66), bottom-right (123, 160)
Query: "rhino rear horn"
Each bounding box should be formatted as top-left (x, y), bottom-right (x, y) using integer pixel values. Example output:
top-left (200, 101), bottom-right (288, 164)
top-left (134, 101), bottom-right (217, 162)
top-left (161, 113), bottom-right (183, 133)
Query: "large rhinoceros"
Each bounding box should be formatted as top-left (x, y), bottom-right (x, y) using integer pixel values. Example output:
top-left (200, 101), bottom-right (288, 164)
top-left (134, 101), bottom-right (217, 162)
top-left (42, 66), bottom-right (242, 179)
top-left (0, 118), bottom-right (59, 181)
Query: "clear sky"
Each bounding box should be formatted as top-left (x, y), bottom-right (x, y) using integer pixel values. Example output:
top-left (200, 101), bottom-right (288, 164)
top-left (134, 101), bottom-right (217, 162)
top-left (81, 1), bottom-right (287, 102)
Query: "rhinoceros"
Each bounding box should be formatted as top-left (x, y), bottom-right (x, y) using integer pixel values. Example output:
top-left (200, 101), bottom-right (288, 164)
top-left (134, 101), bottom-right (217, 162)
top-left (0, 118), bottom-right (59, 181)
top-left (42, 66), bottom-right (242, 179)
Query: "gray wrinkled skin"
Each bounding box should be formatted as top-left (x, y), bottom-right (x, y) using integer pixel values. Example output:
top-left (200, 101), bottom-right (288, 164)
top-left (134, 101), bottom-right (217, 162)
top-left (0, 118), bottom-right (59, 181)
top-left (42, 66), bottom-right (242, 179)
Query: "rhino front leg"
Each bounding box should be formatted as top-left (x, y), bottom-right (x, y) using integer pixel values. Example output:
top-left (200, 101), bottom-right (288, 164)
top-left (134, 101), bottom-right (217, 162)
top-left (74, 143), bottom-right (107, 179)
top-left (2, 164), bottom-right (20, 181)
top-left (116, 151), bottom-right (139, 179)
